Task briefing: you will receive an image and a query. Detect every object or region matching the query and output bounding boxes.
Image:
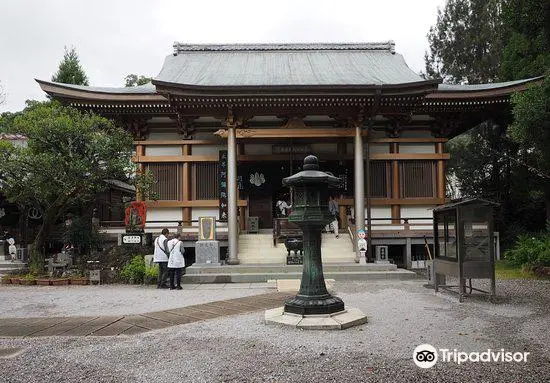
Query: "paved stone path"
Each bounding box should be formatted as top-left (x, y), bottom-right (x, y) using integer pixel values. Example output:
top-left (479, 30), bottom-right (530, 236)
top-left (0, 291), bottom-right (293, 338)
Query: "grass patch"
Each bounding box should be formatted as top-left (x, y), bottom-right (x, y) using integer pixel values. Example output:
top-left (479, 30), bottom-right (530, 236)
top-left (495, 260), bottom-right (538, 280)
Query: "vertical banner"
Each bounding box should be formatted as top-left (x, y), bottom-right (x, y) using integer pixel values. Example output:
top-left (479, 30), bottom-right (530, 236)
top-left (219, 150), bottom-right (228, 222)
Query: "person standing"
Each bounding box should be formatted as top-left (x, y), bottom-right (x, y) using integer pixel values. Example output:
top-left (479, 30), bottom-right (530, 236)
top-left (167, 233), bottom-right (185, 290)
top-left (153, 228), bottom-right (170, 289)
top-left (329, 195), bottom-right (339, 239)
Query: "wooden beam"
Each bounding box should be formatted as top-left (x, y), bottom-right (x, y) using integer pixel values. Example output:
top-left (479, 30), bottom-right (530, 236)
top-left (134, 155), bottom-right (218, 162)
top-left (214, 128), bottom-right (369, 139)
top-left (338, 197), bottom-right (446, 206)
top-left (133, 140), bottom-right (221, 145)
top-left (145, 200), bottom-right (248, 208)
top-left (370, 153), bottom-right (450, 160)
top-left (370, 137), bottom-right (448, 143)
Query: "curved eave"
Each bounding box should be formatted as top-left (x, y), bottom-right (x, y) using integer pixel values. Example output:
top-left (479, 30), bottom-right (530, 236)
top-left (152, 79), bottom-right (441, 97)
top-left (36, 79), bottom-right (168, 103)
top-left (426, 77), bottom-right (543, 100)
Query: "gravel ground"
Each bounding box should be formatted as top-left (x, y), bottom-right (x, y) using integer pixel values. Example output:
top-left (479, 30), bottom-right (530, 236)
top-left (0, 283), bottom-right (272, 317)
top-left (1, 279), bottom-right (549, 383)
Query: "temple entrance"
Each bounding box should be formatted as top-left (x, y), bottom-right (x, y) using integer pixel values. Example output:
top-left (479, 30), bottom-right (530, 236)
top-left (240, 158), bottom-right (350, 230)
top-left (241, 161), bottom-right (294, 229)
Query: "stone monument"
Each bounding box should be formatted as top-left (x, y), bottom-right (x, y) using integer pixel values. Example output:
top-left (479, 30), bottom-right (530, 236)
top-left (265, 155), bottom-right (368, 329)
top-left (195, 216), bottom-right (221, 265)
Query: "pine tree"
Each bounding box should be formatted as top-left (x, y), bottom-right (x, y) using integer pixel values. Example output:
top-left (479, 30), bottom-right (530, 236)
top-left (425, 0), bottom-right (504, 84)
top-left (51, 46), bottom-right (89, 86)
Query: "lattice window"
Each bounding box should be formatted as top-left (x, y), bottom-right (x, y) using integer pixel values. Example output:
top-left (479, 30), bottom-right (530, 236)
top-left (369, 161), bottom-right (391, 198)
top-left (192, 162), bottom-right (219, 200)
top-left (146, 163), bottom-right (182, 200)
top-left (399, 161), bottom-right (436, 198)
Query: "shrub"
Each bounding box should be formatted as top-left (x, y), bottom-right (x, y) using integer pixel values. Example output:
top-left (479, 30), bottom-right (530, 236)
top-left (505, 233), bottom-right (550, 267)
top-left (144, 263), bottom-right (159, 285)
top-left (120, 255), bottom-right (145, 284)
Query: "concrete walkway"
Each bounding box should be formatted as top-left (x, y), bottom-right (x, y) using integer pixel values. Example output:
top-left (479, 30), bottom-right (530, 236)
top-left (0, 291), bottom-right (293, 338)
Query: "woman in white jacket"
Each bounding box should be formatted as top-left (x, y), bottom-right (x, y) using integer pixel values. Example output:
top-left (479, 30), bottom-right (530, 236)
top-left (167, 233), bottom-right (185, 290)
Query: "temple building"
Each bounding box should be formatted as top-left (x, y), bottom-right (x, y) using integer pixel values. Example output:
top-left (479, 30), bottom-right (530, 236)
top-left (38, 42), bottom-right (540, 269)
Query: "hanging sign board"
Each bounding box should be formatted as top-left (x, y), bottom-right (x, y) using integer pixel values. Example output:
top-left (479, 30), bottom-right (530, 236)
top-left (219, 150), bottom-right (228, 222)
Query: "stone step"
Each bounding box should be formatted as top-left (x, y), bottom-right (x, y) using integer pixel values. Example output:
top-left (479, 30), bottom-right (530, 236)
top-left (182, 269), bottom-right (418, 283)
top-left (186, 263), bottom-right (398, 274)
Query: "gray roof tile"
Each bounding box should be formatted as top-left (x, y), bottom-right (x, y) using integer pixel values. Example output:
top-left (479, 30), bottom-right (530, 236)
top-left (155, 42), bottom-right (425, 87)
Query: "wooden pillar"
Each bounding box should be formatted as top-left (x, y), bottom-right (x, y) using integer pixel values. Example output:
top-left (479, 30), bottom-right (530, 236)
top-left (435, 142), bottom-right (445, 199)
top-left (354, 123), bottom-right (365, 262)
top-left (227, 123), bottom-right (239, 264)
top-left (135, 144), bottom-right (145, 202)
top-left (390, 143), bottom-right (400, 223)
top-left (182, 144), bottom-right (192, 226)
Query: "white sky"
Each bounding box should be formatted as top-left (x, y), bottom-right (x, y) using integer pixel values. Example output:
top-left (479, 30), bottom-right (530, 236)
top-left (0, 0), bottom-right (445, 113)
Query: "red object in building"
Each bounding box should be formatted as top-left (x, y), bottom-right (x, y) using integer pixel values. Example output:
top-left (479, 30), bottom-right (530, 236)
top-left (124, 201), bottom-right (147, 229)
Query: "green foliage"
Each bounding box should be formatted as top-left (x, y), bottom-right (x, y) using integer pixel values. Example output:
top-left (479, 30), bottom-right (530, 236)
top-left (120, 255), bottom-right (146, 284)
top-left (124, 74), bottom-right (151, 87)
top-left (500, 0), bottom-right (550, 80)
top-left (0, 101), bottom-right (133, 258)
top-left (63, 216), bottom-right (102, 255)
top-left (98, 244), bottom-right (153, 271)
top-left (145, 263), bottom-right (159, 285)
top-left (504, 233), bottom-right (550, 267)
top-left (52, 46), bottom-right (89, 86)
top-left (425, 0), bottom-right (504, 84)
top-left (494, 260), bottom-right (538, 280)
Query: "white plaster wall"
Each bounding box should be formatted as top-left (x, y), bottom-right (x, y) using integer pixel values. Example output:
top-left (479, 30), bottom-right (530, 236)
top-left (310, 143), bottom-right (337, 153)
top-left (191, 145), bottom-right (223, 156)
top-left (347, 143), bottom-right (389, 155)
top-left (401, 206), bottom-right (435, 229)
top-left (148, 132), bottom-right (180, 140)
top-left (145, 146), bottom-right (181, 156)
top-left (146, 208), bottom-right (182, 228)
top-left (366, 207), bottom-right (392, 225)
top-left (194, 132), bottom-right (220, 140)
top-left (192, 208), bottom-right (220, 223)
top-left (245, 144), bottom-right (272, 155)
top-left (399, 143), bottom-right (436, 154)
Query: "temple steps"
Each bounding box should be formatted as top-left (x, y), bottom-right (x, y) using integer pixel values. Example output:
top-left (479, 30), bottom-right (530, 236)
top-left (237, 233), bottom-right (357, 264)
top-left (183, 263), bottom-right (417, 283)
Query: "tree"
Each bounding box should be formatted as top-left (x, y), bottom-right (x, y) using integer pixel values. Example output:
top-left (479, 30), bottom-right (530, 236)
top-left (51, 46), bottom-right (89, 86)
top-left (0, 101), bottom-right (133, 271)
top-left (125, 74), bottom-right (151, 87)
top-left (500, 0), bottom-right (550, 81)
top-left (425, 0), bottom-right (504, 84)
top-left (509, 75), bottom-right (550, 221)
top-left (501, 0), bottom-right (550, 222)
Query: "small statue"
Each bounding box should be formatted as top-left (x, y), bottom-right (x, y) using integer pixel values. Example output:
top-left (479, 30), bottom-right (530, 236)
top-left (357, 229), bottom-right (367, 258)
top-left (7, 238), bottom-right (16, 262)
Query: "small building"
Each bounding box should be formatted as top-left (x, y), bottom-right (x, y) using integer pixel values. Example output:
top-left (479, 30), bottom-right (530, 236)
top-left (37, 42), bottom-right (540, 267)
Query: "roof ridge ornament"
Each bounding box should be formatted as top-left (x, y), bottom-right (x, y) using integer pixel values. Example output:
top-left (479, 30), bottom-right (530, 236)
top-left (172, 41), bottom-right (396, 54)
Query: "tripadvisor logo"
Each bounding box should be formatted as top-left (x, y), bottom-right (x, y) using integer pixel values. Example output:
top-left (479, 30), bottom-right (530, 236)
top-left (413, 344), bottom-right (530, 368)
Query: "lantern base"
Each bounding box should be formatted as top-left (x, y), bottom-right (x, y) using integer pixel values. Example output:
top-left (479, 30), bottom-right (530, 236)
top-left (284, 294), bottom-right (344, 315)
top-left (265, 306), bottom-right (368, 330)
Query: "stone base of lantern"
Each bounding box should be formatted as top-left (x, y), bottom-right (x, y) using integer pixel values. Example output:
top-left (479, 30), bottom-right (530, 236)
top-left (265, 306), bottom-right (368, 330)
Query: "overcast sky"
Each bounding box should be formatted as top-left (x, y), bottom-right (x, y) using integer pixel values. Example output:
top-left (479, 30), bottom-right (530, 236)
top-left (0, 0), bottom-right (445, 113)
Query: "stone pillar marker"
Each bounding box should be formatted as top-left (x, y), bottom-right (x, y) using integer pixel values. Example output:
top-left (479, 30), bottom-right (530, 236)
top-left (265, 155), bottom-right (368, 329)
